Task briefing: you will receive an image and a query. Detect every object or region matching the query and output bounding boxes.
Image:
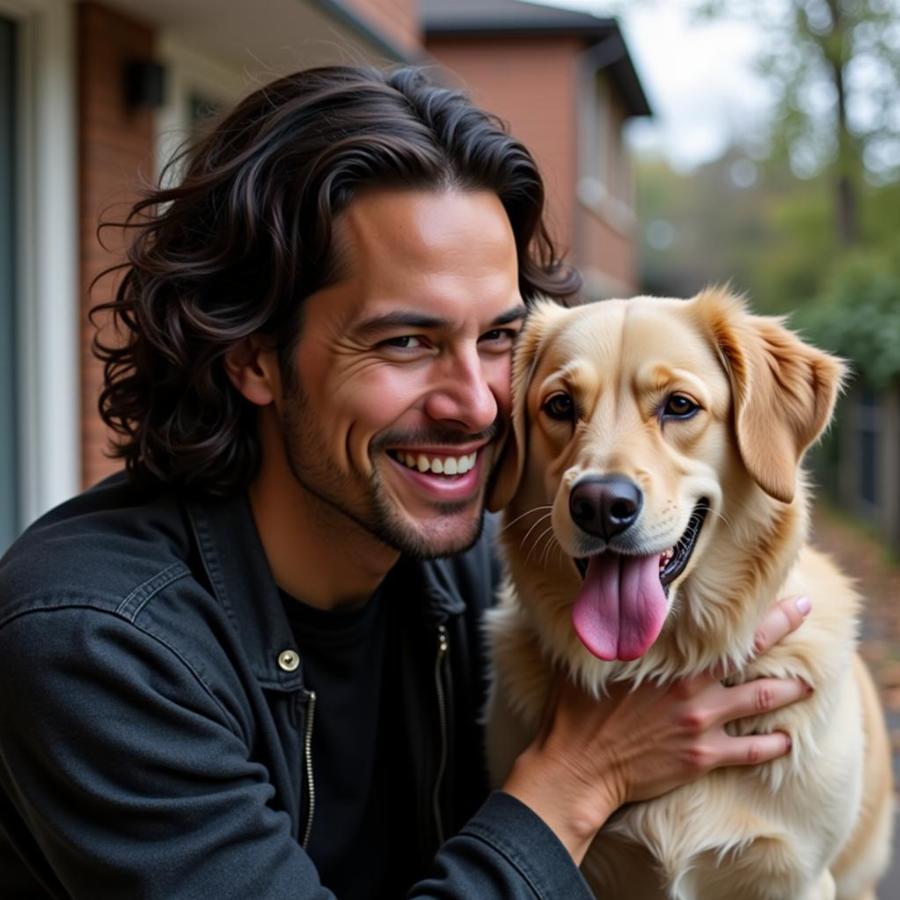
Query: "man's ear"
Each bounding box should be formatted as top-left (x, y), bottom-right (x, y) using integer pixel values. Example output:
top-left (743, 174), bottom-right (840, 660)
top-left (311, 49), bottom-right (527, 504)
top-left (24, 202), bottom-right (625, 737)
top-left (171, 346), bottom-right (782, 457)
top-left (223, 335), bottom-right (281, 407)
top-left (487, 299), bottom-right (569, 512)
top-left (694, 287), bottom-right (847, 504)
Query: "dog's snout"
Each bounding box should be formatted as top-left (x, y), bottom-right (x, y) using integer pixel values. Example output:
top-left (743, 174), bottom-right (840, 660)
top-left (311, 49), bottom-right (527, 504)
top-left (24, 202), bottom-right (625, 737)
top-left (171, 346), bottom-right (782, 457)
top-left (569, 475), bottom-right (643, 539)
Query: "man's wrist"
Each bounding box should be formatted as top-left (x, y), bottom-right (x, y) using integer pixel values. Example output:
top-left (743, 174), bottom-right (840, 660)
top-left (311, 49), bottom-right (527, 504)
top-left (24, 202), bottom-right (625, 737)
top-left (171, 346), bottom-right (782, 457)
top-left (500, 748), bottom-right (619, 865)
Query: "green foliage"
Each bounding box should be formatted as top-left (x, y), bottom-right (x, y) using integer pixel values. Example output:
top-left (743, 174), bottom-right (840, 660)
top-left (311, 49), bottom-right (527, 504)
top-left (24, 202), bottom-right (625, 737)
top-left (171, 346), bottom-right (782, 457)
top-left (632, 1), bottom-right (900, 387)
top-left (688, 0), bottom-right (900, 184)
top-left (635, 150), bottom-right (840, 310)
top-left (636, 154), bottom-right (900, 388)
top-left (795, 241), bottom-right (900, 388)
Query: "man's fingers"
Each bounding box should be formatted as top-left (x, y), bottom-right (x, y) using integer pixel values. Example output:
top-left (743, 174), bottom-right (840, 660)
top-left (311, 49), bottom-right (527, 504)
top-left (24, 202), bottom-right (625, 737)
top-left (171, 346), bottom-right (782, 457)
top-left (751, 595), bottom-right (811, 657)
top-left (710, 731), bottom-right (793, 768)
top-left (714, 676), bottom-right (812, 725)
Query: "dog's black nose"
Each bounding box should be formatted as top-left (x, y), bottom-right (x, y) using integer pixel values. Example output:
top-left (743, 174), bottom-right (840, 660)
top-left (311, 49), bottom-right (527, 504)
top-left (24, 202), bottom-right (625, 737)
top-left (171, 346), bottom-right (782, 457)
top-left (569, 475), bottom-right (643, 539)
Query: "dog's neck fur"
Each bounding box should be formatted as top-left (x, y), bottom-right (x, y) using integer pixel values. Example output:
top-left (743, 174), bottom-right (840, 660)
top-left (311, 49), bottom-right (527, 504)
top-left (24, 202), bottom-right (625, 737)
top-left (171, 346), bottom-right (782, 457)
top-left (499, 477), bottom-right (809, 693)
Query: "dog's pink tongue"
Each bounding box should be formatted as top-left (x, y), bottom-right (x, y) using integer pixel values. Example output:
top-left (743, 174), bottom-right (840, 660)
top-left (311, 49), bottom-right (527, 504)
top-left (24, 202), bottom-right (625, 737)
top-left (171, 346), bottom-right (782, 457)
top-left (572, 553), bottom-right (667, 660)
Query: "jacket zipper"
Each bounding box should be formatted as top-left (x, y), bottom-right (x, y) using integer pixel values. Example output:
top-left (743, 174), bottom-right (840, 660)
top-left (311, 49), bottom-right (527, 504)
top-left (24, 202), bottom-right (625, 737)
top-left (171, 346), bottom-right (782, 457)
top-left (301, 689), bottom-right (317, 848)
top-left (432, 623), bottom-right (449, 846)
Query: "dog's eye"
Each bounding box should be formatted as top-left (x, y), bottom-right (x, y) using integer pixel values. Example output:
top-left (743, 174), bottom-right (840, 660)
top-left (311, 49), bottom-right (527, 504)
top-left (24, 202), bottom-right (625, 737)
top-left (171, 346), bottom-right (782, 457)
top-left (663, 394), bottom-right (699, 418)
top-left (542, 392), bottom-right (575, 421)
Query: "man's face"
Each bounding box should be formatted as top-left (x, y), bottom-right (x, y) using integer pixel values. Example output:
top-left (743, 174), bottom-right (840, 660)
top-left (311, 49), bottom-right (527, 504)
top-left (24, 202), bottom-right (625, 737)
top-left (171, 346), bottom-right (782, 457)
top-left (276, 188), bottom-right (525, 559)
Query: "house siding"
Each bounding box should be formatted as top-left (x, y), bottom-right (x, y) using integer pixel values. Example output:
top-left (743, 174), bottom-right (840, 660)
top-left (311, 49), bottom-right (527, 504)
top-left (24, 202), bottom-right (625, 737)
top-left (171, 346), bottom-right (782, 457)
top-left (342, 0), bottom-right (420, 55)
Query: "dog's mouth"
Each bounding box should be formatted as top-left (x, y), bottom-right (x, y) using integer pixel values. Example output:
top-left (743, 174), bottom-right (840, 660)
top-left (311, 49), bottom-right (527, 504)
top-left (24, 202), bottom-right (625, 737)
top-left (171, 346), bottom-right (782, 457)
top-left (572, 499), bottom-right (709, 661)
top-left (575, 499), bottom-right (710, 589)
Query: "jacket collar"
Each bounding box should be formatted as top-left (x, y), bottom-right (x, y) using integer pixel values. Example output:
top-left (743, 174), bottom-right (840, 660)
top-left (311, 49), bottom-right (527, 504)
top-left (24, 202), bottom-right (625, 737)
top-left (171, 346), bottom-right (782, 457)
top-left (185, 492), bottom-right (467, 691)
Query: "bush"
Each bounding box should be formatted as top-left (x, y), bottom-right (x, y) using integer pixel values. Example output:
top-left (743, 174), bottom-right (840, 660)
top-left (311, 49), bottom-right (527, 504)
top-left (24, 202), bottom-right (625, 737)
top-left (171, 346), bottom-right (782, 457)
top-left (796, 242), bottom-right (900, 389)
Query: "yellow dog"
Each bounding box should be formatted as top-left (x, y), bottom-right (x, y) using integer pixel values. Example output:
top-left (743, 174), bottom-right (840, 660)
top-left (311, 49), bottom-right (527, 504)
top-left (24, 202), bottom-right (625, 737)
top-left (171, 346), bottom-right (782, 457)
top-left (486, 288), bottom-right (893, 900)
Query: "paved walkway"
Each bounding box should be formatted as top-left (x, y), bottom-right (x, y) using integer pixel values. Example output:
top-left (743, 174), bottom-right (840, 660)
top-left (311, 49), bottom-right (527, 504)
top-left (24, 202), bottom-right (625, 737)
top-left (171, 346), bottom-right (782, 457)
top-left (810, 502), bottom-right (899, 896)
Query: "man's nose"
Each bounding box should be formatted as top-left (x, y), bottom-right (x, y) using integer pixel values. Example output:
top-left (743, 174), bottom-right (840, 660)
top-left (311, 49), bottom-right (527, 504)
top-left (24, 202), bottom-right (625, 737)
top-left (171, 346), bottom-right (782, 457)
top-left (423, 350), bottom-right (499, 432)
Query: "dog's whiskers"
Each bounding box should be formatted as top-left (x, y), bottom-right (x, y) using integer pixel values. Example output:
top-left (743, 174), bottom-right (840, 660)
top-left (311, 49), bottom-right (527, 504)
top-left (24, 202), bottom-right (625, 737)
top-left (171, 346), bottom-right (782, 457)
top-left (500, 505), bottom-right (553, 534)
top-left (524, 524), bottom-right (555, 565)
top-left (539, 530), bottom-right (560, 568)
top-left (519, 513), bottom-right (553, 557)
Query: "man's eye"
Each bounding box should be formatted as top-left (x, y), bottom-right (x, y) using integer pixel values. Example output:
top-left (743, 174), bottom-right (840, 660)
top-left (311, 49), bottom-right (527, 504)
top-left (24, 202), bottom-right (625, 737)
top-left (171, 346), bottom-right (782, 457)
top-left (662, 394), bottom-right (699, 418)
top-left (542, 392), bottom-right (575, 421)
top-left (479, 328), bottom-right (518, 345)
top-left (382, 336), bottom-right (424, 350)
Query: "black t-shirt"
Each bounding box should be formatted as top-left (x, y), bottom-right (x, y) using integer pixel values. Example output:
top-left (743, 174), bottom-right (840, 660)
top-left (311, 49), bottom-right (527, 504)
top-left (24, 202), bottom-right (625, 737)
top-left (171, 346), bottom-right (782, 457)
top-left (280, 587), bottom-right (413, 899)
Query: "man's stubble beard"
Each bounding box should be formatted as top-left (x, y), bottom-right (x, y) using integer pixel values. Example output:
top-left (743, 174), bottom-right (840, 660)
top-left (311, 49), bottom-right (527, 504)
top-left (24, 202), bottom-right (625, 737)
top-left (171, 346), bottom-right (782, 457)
top-left (280, 380), bottom-right (488, 560)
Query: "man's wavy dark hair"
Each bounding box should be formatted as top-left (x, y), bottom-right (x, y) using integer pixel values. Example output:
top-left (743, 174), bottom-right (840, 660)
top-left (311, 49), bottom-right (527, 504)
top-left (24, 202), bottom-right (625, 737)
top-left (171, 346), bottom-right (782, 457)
top-left (92, 65), bottom-right (581, 497)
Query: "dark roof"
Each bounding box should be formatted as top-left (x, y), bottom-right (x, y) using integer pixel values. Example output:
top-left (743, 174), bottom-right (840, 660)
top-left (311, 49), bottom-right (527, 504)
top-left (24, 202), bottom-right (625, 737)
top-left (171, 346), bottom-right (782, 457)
top-left (420, 0), bottom-right (651, 117)
top-left (421, 0), bottom-right (620, 34)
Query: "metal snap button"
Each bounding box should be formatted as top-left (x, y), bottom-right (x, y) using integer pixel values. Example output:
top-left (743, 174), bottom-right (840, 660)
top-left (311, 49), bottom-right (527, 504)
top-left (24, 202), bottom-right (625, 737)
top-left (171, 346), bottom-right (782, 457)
top-left (277, 649), bottom-right (300, 672)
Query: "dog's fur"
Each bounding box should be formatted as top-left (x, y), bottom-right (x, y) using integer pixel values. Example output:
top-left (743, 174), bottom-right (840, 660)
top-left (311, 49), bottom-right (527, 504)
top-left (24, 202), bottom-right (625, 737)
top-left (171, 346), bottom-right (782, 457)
top-left (485, 289), bottom-right (894, 900)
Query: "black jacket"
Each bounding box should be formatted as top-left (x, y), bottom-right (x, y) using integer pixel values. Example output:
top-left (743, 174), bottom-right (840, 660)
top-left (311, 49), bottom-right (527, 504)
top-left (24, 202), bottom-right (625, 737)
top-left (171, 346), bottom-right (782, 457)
top-left (0, 474), bottom-right (592, 899)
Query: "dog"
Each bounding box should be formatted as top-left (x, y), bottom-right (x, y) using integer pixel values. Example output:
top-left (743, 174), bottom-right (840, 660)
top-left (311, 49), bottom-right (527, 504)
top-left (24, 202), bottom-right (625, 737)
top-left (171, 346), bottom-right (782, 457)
top-left (484, 288), bottom-right (894, 900)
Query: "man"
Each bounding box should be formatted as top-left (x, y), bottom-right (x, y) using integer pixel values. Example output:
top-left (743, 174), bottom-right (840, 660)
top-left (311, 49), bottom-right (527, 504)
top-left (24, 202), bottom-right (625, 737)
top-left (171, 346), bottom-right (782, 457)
top-left (0, 66), bottom-right (809, 898)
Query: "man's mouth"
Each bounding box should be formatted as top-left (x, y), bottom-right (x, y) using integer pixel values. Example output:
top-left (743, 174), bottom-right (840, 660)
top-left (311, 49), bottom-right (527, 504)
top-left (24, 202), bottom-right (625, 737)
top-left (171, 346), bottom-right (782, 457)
top-left (388, 449), bottom-right (478, 477)
top-left (571, 499), bottom-right (710, 661)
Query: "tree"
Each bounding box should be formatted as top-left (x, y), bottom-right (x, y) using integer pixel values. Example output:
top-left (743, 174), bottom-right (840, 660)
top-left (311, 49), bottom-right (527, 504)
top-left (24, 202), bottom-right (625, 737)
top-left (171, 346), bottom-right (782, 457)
top-left (692, 0), bottom-right (900, 247)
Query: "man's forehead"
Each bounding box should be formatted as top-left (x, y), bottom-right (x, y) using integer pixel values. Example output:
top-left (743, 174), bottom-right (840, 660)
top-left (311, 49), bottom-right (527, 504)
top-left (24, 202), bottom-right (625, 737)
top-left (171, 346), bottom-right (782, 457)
top-left (335, 188), bottom-right (517, 272)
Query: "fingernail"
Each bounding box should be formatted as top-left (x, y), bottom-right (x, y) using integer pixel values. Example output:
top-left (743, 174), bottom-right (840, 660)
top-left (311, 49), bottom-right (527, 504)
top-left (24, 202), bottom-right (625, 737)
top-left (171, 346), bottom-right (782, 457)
top-left (795, 596), bottom-right (811, 617)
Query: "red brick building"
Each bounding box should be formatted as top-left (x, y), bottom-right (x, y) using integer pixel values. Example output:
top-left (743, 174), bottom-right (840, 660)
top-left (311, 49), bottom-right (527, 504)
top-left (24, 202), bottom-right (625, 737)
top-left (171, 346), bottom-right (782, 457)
top-left (0, 0), bottom-right (649, 549)
top-left (423, 0), bottom-right (650, 300)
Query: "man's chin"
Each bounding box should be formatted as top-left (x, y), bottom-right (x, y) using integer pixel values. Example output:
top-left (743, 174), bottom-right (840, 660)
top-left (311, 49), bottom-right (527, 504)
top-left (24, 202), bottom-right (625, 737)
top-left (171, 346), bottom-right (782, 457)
top-left (374, 505), bottom-right (486, 560)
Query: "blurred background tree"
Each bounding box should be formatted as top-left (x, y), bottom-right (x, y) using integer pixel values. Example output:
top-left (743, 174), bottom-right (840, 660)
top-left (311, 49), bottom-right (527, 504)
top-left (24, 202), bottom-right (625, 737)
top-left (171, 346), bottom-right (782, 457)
top-left (635, 0), bottom-right (900, 388)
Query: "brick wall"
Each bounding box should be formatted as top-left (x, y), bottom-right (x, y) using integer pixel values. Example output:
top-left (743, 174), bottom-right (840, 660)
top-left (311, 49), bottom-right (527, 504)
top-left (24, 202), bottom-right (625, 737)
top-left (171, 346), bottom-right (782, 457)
top-left (78, 2), bottom-right (156, 489)
top-left (343, 0), bottom-right (421, 56)
top-left (426, 36), bottom-right (581, 264)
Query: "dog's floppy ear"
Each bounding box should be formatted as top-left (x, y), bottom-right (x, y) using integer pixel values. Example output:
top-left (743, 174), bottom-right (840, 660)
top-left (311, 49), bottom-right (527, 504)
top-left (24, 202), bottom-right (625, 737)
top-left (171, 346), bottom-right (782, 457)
top-left (695, 288), bottom-right (847, 504)
top-left (487, 299), bottom-right (568, 512)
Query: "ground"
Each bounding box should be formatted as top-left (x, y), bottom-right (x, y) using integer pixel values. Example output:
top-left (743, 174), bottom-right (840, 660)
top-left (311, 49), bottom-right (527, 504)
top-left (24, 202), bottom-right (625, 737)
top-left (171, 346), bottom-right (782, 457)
top-left (810, 501), bottom-right (899, 895)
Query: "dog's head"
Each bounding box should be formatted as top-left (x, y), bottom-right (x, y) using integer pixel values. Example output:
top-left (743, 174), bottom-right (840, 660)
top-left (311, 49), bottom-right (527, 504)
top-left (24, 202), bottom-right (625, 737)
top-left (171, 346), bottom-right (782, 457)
top-left (488, 288), bottom-right (845, 663)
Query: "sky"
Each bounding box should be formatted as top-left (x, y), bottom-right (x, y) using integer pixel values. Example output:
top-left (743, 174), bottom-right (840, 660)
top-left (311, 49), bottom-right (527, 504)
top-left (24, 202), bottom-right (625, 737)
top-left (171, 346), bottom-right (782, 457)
top-left (521, 0), bottom-right (774, 171)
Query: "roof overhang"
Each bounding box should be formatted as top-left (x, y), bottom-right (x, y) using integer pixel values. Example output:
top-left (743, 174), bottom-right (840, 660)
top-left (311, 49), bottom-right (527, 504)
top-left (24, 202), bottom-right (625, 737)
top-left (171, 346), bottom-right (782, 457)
top-left (422, 0), bottom-right (651, 118)
top-left (100, 0), bottom-right (412, 71)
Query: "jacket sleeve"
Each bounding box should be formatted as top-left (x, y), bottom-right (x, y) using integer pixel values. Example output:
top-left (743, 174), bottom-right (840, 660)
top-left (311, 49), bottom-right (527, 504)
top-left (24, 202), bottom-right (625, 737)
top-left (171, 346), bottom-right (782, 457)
top-left (0, 606), bottom-right (592, 900)
top-left (408, 792), bottom-right (594, 899)
top-left (0, 605), bottom-right (333, 900)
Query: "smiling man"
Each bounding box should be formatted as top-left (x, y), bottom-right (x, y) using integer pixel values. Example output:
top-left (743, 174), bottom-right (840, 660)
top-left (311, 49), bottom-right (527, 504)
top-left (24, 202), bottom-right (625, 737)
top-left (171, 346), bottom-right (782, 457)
top-left (0, 66), bottom-right (810, 899)
top-left (240, 189), bottom-right (525, 605)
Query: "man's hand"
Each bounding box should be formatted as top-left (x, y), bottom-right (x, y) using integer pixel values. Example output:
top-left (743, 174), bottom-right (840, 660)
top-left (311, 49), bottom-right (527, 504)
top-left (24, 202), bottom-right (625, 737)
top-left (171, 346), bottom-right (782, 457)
top-left (501, 595), bottom-right (812, 864)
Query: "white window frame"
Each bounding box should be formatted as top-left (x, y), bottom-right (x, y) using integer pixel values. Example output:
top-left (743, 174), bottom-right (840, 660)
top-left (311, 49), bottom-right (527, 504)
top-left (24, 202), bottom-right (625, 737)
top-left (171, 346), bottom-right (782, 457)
top-left (1, 0), bottom-right (78, 526)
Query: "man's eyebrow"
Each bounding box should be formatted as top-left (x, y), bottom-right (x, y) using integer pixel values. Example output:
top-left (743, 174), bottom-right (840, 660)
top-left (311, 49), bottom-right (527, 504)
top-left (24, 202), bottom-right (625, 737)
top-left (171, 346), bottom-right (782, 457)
top-left (491, 305), bottom-right (528, 327)
top-left (352, 304), bottom-right (528, 337)
top-left (352, 311), bottom-right (449, 337)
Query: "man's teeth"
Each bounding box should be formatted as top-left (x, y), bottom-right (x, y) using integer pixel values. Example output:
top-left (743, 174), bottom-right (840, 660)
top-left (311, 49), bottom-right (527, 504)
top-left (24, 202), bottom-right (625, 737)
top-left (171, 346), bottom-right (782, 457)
top-left (392, 451), bottom-right (478, 475)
